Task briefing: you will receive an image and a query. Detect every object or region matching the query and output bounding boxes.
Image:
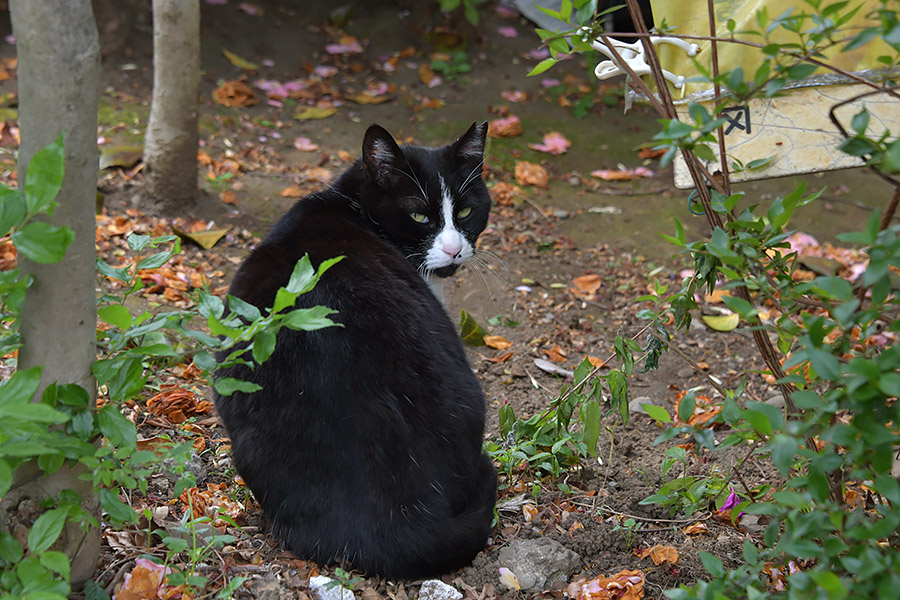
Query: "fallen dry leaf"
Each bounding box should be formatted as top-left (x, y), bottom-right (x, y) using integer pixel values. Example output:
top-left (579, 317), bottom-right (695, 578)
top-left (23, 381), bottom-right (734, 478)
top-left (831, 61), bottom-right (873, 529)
top-left (212, 80), bottom-right (257, 108)
top-left (590, 166), bottom-right (654, 181)
top-left (544, 344), bottom-right (567, 363)
top-left (488, 115), bottom-right (523, 138)
top-left (571, 273), bottom-right (601, 298)
top-left (279, 185), bottom-right (309, 198)
top-left (484, 351), bottom-right (514, 364)
top-left (222, 48), bottom-right (259, 71)
top-left (418, 63), bottom-right (442, 88)
top-left (682, 521), bottom-right (711, 535)
top-left (303, 167), bottom-right (333, 184)
top-left (174, 226), bottom-right (232, 250)
top-left (501, 89), bottom-right (529, 103)
top-left (115, 558), bottom-right (173, 600)
top-left (515, 161), bottom-right (548, 188)
top-left (567, 570), bottom-right (645, 600)
top-left (220, 190), bottom-right (237, 205)
top-left (293, 105), bottom-right (337, 120)
top-left (484, 335), bottom-right (513, 350)
top-left (489, 181), bottom-right (522, 206)
top-left (498, 567), bottom-right (522, 591)
top-left (636, 545), bottom-right (679, 565)
top-left (145, 386), bottom-right (213, 420)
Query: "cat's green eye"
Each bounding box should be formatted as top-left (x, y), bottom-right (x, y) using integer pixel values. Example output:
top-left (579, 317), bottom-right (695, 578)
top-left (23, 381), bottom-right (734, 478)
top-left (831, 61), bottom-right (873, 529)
top-left (457, 207), bottom-right (472, 219)
top-left (410, 212), bottom-right (429, 223)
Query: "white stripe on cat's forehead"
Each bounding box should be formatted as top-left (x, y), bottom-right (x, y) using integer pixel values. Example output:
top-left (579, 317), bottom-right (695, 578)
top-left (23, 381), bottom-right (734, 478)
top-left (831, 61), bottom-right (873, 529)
top-left (439, 175), bottom-right (453, 227)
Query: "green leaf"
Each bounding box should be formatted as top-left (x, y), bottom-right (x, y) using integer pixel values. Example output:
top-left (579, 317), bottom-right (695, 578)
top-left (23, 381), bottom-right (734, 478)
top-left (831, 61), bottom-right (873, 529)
top-left (678, 392), bottom-right (695, 423)
top-left (98, 404), bottom-right (137, 449)
top-left (642, 404), bottom-right (672, 424)
top-left (99, 488), bottom-right (136, 524)
top-left (699, 551), bottom-right (724, 577)
top-left (98, 304), bottom-right (133, 330)
top-left (198, 291), bottom-right (225, 319)
top-left (27, 508), bottom-right (68, 554)
top-left (0, 401), bottom-right (68, 423)
top-left (12, 221), bottom-right (75, 263)
top-left (0, 186), bottom-right (26, 236)
top-left (24, 132), bottom-right (65, 216)
top-left (527, 57), bottom-right (558, 77)
top-left (0, 529), bottom-right (23, 563)
top-left (228, 295), bottom-right (262, 323)
top-left (84, 579), bottom-right (111, 600)
top-left (787, 62), bottom-right (817, 80)
top-left (281, 306), bottom-right (341, 331)
top-left (40, 550), bottom-right (71, 580)
top-left (580, 400), bottom-right (602, 456)
top-left (0, 366), bottom-right (42, 406)
top-left (127, 233), bottom-right (151, 252)
top-left (214, 377), bottom-right (263, 396)
top-left (272, 288), bottom-right (300, 314)
top-left (136, 251), bottom-right (172, 270)
top-left (252, 330), bottom-right (277, 364)
top-left (286, 254), bottom-right (317, 294)
top-left (0, 458), bottom-right (11, 497)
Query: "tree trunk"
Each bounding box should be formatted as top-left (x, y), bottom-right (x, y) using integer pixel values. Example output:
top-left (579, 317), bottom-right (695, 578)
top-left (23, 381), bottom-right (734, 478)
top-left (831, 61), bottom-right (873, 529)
top-left (7, 0), bottom-right (101, 586)
top-left (144, 0), bottom-right (200, 213)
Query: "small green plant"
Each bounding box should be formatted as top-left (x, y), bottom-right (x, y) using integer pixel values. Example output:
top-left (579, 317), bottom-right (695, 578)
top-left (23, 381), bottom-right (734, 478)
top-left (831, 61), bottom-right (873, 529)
top-left (430, 50), bottom-right (471, 81)
top-left (611, 516), bottom-right (642, 550)
top-left (436, 0), bottom-right (487, 25)
top-left (325, 567), bottom-right (364, 595)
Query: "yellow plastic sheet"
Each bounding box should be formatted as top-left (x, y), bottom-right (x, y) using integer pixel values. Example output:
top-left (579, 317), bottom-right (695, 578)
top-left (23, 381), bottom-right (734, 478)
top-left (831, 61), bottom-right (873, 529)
top-left (645, 1), bottom-right (898, 186)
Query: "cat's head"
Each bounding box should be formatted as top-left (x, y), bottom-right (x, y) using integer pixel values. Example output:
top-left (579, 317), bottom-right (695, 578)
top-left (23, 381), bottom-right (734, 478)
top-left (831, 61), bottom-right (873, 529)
top-left (359, 122), bottom-right (491, 278)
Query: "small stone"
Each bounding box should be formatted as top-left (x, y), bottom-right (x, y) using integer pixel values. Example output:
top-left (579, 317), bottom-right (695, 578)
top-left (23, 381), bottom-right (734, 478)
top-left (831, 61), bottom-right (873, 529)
top-left (251, 575), bottom-right (290, 600)
top-left (161, 452), bottom-right (207, 485)
top-left (497, 538), bottom-right (581, 592)
top-left (629, 396), bottom-right (653, 414)
top-left (676, 367), bottom-right (694, 378)
top-left (310, 576), bottom-right (356, 600)
top-left (418, 579), bottom-right (462, 600)
top-left (764, 395), bottom-right (785, 409)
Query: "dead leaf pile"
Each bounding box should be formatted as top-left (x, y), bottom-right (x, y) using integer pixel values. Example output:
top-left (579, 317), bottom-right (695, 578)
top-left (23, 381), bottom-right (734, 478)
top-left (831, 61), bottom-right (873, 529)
top-left (114, 558), bottom-right (176, 600)
top-left (145, 386), bottom-right (213, 423)
top-left (489, 181), bottom-right (523, 206)
top-left (488, 115), bottom-right (523, 138)
top-left (567, 570), bottom-right (645, 600)
top-left (514, 161), bottom-right (549, 188)
top-left (212, 79), bottom-right (257, 108)
top-left (179, 482), bottom-right (244, 525)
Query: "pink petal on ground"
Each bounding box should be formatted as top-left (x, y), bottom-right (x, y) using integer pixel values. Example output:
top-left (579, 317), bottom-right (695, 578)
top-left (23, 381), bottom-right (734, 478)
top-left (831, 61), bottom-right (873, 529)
top-left (540, 77), bottom-right (561, 88)
top-left (283, 80), bottom-right (307, 92)
top-left (325, 41), bottom-right (363, 55)
top-left (262, 58), bottom-right (275, 67)
top-left (314, 65), bottom-right (338, 77)
top-left (529, 48), bottom-right (550, 60)
top-left (237, 2), bottom-right (261, 15)
top-left (498, 26), bottom-right (518, 38)
top-left (787, 232), bottom-right (819, 254)
top-left (293, 137), bottom-right (319, 151)
top-left (495, 5), bottom-right (518, 17)
top-left (254, 79), bottom-right (281, 92)
top-left (501, 89), bottom-right (528, 103)
top-left (632, 166), bottom-right (654, 177)
top-left (529, 132), bottom-right (571, 155)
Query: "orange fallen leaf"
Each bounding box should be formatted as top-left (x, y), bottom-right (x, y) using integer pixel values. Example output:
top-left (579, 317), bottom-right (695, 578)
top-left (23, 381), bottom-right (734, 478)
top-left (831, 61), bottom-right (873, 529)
top-left (115, 558), bottom-right (174, 600)
top-left (485, 350), bottom-right (514, 363)
top-left (418, 63), bottom-right (442, 87)
top-left (484, 335), bottom-right (513, 350)
top-left (490, 181), bottom-right (522, 206)
top-left (586, 356), bottom-right (605, 368)
top-left (145, 386), bottom-right (213, 420)
top-left (682, 522), bottom-right (710, 535)
top-left (567, 570), bottom-right (645, 600)
top-left (545, 345), bottom-right (567, 363)
top-left (522, 503), bottom-right (538, 522)
top-left (515, 161), bottom-right (548, 188)
top-left (638, 146), bottom-right (666, 159)
top-left (303, 167), bottom-right (333, 184)
top-left (212, 80), bottom-right (257, 108)
top-left (636, 544), bottom-right (679, 565)
top-left (220, 190), bottom-right (237, 205)
top-left (279, 185), bottom-right (309, 198)
top-left (571, 273), bottom-right (601, 298)
top-left (488, 115), bottom-right (523, 138)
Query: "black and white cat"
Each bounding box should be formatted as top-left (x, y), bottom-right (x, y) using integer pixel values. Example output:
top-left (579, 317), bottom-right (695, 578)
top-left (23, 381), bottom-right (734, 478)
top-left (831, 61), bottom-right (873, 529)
top-left (214, 123), bottom-right (497, 579)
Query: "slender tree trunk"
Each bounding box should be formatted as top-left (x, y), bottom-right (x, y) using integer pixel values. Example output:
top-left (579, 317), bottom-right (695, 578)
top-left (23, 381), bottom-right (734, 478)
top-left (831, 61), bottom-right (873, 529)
top-left (7, 0), bottom-right (101, 586)
top-left (144, 0), bottom-right (200, 213)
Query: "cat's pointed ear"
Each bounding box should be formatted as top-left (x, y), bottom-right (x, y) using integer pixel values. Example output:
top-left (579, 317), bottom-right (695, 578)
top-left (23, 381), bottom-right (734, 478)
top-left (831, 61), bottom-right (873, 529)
top-left (452, 121), bottom-right (487, 163)
top-left (362, 124), bottom-right (404, 186)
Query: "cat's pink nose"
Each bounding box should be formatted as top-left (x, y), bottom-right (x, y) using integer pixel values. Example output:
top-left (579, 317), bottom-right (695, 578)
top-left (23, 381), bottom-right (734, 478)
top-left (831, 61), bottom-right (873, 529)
top-left (440, 232), bottom-right (462, 257)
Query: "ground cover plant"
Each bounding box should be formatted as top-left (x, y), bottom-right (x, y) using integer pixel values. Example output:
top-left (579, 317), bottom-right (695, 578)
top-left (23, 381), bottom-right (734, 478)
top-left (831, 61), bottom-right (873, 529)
top-left (0, 0), bottom-right (898, 598)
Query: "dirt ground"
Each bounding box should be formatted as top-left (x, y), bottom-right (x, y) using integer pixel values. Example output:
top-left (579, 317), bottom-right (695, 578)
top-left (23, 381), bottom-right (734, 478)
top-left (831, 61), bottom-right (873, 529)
top-left (1, 1), bottom-right (895, 598)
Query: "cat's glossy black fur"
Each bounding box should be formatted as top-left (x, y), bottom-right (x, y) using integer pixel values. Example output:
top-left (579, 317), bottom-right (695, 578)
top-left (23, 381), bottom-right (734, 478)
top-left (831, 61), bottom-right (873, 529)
top-left (214, 123), bottom-right (497, 579)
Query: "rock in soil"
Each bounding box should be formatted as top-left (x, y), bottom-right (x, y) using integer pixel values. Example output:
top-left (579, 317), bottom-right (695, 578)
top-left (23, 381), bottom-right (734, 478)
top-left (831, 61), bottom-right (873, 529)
top-left (309, 576), bottom-right (356, 600)
top-left (418, 579), bottom-right (463, 600)
top-left (497, 537), bottom-right (581, 592)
